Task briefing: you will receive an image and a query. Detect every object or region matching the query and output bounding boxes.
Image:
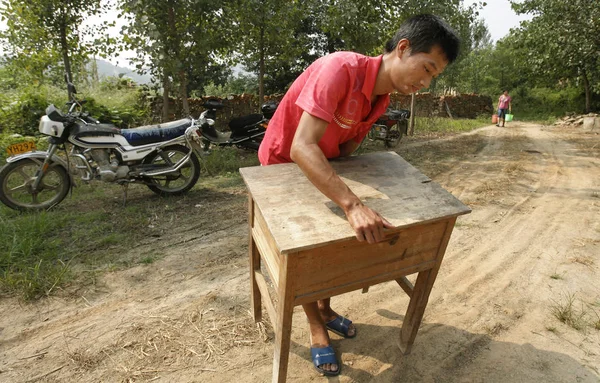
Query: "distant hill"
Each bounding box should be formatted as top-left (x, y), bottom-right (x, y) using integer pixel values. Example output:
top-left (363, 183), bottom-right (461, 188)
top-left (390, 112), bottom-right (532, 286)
top-left (94, 59), bottom-right (153, 85)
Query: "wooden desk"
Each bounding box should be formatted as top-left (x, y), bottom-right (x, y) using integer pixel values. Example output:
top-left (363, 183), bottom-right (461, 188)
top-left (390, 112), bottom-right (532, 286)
top-left (239, 152), bottom-right (470, 383)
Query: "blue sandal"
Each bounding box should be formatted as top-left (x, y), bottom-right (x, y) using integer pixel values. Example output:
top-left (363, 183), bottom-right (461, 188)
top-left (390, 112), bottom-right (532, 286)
top-left (311, 345), bottom-right (341, 376)
top-left (326, 315), bottom-right (356, 338)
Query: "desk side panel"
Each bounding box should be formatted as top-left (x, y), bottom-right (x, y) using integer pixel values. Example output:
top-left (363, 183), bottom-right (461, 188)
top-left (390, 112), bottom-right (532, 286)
top-left (252, 204), bottom-right (282, 289)
top-left (292, 220), bottom-right (449, 302)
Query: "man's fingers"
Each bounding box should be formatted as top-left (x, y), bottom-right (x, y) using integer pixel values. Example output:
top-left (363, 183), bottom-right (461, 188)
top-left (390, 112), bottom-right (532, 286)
top-left (377, 225), bottom-right (385, 242)
top-left (364, 231), bottom-right (376, 244)
top-left (381, 216), bottom-right (395, 229)
top-left (355, 230), bottom-right (365, 242)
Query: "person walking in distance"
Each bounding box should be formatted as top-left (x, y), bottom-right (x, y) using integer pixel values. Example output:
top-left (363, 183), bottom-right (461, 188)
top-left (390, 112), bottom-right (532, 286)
top-left (497, 90), bottom-right (512, 127)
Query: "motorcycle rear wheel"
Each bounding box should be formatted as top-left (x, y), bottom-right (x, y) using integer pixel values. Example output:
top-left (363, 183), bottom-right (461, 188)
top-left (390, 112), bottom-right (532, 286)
top-left (143, 144), bottom-right (201, 196)
top-left (0, 158), bottom-right (71, 211)
top-left (384, 122), bottom-right (404, 148)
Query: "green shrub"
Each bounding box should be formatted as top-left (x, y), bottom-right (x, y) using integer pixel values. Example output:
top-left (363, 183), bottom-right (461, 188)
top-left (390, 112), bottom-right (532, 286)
top-left (510, 86), bottom-right (591, 120)
top-left (0, 91), bottom-right (52, 136)
top-left (81, 81), bottom-right (152, 129)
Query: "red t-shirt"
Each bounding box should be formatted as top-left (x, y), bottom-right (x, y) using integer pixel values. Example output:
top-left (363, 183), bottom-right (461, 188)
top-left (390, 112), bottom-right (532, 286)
top-left (258, 52), bottom-right (390, 165)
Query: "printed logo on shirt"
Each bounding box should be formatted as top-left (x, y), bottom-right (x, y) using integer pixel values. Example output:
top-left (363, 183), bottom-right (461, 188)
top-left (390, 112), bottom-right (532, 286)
top-left (333, 111), bottom-right (357, 129)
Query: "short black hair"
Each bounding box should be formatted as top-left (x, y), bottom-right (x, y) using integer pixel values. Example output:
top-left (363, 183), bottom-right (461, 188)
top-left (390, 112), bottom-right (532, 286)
top-left (384, 14), bottom-right (460, 63)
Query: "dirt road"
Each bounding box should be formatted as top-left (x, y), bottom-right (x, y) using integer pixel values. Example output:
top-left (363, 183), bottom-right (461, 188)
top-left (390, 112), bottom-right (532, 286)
top-left (1, 122), bottom-right (599, 382)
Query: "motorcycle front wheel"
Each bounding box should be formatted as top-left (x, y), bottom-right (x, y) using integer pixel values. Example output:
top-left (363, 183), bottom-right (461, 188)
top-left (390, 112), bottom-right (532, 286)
top-left (384, 122), bottom-right (404, 148)
top-left (143, 144), bottom-right (201, 196)
top-left (0, 158), bottom-right (71, 211)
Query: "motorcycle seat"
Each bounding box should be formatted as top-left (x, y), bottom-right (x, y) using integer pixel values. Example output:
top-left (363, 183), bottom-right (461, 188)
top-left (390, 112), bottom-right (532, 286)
top-left (229, 114), bottom-right (263, 133)
top-left (120, 118), bottom-right (193, 146)
top-left (385, 109), bottom-right (411, 120)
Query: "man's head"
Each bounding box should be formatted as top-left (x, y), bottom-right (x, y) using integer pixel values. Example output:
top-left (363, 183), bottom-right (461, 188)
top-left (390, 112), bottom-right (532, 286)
top-left (503, 90), bottom-right (509, 95)
top-left (385, 14), bottom-right (460, 63)
top-left (382, 14), bottom-right (460, 95)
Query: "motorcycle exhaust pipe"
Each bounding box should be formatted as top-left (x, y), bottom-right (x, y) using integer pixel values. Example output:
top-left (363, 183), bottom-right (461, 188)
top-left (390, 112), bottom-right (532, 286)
top-left (139, 150), bottom-right (192, 177)
top-left (139, 127), bottom-right (204, 177)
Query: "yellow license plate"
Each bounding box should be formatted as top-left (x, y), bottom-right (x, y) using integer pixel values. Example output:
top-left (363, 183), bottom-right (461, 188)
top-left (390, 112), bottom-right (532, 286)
top-left (6, 141), bottom-right (36, 156)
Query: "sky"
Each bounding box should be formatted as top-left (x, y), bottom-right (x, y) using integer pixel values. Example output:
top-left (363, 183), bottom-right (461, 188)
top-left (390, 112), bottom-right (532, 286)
top-left (468, 0), bottom-right (533, 43)
top-left (1, 1), bottom-right (533, 69)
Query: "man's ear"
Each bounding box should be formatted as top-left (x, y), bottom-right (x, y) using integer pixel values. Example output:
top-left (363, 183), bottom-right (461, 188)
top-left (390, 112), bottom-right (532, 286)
top-left (396, 39), bottom-right (411, 58)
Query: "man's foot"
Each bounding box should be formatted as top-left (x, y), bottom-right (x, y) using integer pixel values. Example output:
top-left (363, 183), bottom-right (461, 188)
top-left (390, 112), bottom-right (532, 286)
top-left (318, 305), bottom-right (356, 338)
top-left (310, 344), bottom-right (340, 376)
top-left (325, 315), bottom-right (356, 338)
top-left (495, 124), bottom-right (499, 127)
top-left (309, 331), bottom-right (338, 374)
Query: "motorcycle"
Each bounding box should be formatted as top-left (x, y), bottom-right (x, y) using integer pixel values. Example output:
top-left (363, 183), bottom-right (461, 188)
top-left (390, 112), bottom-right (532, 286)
top-left (198, 99), bottom-right (277, 152)
top-left (367, 108), bottom-right (411, 148)
top-left (0, 82), bottom-right (207, 211)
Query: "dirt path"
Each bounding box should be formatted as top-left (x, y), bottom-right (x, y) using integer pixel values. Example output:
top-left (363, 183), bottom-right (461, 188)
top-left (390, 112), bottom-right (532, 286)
top-left (1, 122), bottom-right (599, 382)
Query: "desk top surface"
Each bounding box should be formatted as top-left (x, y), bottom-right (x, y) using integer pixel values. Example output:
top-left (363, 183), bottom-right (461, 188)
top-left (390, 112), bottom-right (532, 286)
top-left (240, 152), bottom-right (471, 254)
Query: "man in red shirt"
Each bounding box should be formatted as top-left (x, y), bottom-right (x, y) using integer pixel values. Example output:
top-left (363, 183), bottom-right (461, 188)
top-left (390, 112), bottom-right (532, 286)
top-left (259, 14), bottom-right (460, 376)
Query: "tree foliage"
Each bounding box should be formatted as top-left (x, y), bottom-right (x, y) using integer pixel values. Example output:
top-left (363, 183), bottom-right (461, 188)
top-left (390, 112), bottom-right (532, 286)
top-left (119, 0), bottom-right (232, 118)
top-left (510, 0), bottom-right (600, 112)
top-left (2, 0), bottom-right (596, 125)
top-left (0, 0), bottom-right (109, 94)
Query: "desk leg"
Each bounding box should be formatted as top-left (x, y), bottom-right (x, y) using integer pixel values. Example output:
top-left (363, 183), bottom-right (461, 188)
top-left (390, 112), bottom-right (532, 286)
top-left (248, 195), bottom-right (262, 322)
top-left (399, 218), bottom-right (456, 354)
top-left (272, 254), bottom-right (295, 383)
top-left (398, 268), bottom-right (436, 354)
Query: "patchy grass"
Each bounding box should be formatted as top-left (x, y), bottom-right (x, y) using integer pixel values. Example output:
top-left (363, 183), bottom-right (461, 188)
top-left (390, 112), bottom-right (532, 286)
top-left (0, 168), bottom-right (249, 300)
top-left (550, 272), bottom-right (563, 280)
top-left (550, 293), bottom-right (589, 332)
top-left (0, 210), bottom-right (72, 300)
top-left (559, 133), bottom-right (600, 158)
top-left (485, 322), bottom-right (509, 336)
top-left (411, 116), bottom-right (490, 136)
top-left (569, 253), bottom-right (595, 268)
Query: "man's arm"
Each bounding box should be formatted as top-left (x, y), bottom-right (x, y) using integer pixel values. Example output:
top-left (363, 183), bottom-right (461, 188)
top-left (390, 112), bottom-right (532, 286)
top-left (290, 111), bottom-right (394, 244)
top-left (338, 138), bottom-right (361, 157)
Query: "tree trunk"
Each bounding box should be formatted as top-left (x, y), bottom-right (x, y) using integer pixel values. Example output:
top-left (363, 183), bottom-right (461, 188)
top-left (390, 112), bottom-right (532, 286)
top-left (258, 25), bottom-right (265, 112)
top-left (582, 69), bottom-right (591, 114)
top-left (162, 69), bottom-right (171, 122)
top-left (179, 70), bottom-right (190, 116)
top-left (91, 56), bottom-right (99, 86)
top-left (58, 16), bottom-right (73, 99)
top-left (409, 93), bottom-right (416, 136)
top-left (167, 3), bottom-right (188, 117)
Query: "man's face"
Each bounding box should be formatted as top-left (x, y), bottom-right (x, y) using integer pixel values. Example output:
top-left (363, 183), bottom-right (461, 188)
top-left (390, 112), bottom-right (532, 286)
top-left (390, 41), bottom-right (449, 95)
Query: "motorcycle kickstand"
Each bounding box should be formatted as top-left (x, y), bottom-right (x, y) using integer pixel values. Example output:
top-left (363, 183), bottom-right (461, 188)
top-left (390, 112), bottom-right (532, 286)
top-left (121, 183), bottom-right (129, 207)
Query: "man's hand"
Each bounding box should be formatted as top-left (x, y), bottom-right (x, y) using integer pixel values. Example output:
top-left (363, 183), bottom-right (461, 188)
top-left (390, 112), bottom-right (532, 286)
top-left (291, 112), bottom-right (394, 244)
top-left (345, 203), bottom-right (395, 244)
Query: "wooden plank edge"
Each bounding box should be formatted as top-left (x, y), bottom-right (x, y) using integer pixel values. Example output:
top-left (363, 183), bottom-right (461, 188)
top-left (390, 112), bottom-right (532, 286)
top-left (254, 270), bottom-right (277, 327)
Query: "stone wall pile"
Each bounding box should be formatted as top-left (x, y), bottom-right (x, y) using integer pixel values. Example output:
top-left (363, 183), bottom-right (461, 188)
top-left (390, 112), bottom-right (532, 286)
top-left (152, 93), bottom-right (493, 130)
top-left (390, 93), bottom-right (493, 119)
top-left (151, 94), bottom-right (283, 130)
top-left (554, 113), bottom-right (600, 132)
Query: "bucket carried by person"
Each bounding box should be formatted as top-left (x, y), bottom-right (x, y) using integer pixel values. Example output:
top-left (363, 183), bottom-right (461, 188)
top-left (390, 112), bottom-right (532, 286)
top-left (505, 114), bottom-right (514, 122)
top-left (492, 114), bottom-right (498, 124)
